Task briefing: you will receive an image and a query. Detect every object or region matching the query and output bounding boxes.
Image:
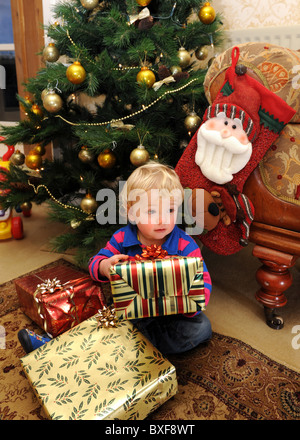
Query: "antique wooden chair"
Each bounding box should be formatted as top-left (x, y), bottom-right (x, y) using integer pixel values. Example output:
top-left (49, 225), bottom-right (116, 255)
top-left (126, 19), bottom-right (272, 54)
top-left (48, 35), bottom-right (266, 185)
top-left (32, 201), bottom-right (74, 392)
top-left (204, 42), bottom-right (300, 329)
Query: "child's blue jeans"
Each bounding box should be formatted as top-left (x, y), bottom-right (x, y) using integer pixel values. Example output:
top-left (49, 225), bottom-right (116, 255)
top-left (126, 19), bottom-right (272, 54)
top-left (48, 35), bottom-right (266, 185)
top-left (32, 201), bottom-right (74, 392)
top-left (132, 312), bottom-right (212, 355)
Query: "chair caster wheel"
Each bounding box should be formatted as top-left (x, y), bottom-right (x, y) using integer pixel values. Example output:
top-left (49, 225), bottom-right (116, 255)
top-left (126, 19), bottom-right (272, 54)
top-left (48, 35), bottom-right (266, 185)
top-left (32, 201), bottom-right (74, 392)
top-left (264, 307), bottom-right (284, 330)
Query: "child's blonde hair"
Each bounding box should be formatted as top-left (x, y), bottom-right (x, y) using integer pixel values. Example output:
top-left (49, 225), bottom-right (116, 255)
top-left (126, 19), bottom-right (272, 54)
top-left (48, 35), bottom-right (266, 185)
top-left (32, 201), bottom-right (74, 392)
top-left (119, 161), bottom-right (184, 217)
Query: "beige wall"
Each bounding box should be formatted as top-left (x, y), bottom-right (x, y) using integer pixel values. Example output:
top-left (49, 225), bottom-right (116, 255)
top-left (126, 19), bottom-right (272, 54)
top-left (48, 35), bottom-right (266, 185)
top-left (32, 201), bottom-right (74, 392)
top-left (43, 1), bottom-right (300, 31)
top-left (213, 0), bottom-right (300, 30)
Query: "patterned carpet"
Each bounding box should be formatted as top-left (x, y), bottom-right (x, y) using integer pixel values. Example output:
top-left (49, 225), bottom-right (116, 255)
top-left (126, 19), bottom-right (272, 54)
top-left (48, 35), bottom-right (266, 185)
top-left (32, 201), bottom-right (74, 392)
top-left (1, 259), bottom-right (300, 420)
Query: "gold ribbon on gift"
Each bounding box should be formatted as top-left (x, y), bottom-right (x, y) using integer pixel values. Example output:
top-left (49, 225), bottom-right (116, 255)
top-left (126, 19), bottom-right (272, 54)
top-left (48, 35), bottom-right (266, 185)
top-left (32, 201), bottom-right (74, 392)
top-left (33, 276), bottom-right (78, 336)
top-left (128, 7), bottom-right (150, 25)
top-left (96, 305), bottom-right (118, 328)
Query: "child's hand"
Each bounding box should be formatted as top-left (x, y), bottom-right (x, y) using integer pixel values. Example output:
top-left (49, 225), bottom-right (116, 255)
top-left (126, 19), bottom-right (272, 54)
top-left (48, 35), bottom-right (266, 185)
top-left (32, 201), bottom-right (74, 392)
top-left (99, 254), bottom-right (129, 279)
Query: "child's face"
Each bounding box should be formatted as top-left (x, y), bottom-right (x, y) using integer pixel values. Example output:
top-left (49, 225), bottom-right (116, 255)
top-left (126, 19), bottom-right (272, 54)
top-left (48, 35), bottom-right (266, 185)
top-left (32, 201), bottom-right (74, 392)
top-left (128, 189), bottom-right (179, 246)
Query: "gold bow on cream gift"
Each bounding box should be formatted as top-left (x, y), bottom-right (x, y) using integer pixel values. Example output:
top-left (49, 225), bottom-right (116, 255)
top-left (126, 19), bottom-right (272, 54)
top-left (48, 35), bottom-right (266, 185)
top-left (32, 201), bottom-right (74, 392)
top-left (96, 305), bottom-right (118, 328)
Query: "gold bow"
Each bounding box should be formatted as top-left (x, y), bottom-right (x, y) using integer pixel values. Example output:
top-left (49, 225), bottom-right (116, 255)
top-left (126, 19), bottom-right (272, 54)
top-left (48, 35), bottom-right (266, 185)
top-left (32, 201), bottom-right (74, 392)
top-left (153, 75), bottom-right (176, 91)
top-left (35, 277), bottom-right (64, 295)
top-left (128, 7), bottom-right (150, 25)
top-left (96, 305), bottom-right (118, 328)
top-left (110, 120), bottom-right (135, 131)
top-left (33, 277), bottom-right (75, 336)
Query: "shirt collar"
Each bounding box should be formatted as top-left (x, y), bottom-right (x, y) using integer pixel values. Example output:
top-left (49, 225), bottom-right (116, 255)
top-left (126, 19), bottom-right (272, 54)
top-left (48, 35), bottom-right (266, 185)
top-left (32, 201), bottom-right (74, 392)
top-left (162, 226), bottom-right (180, 254)
top-left (122, 222), bottom-right (180, 254)
top-left (122, 223), bottom-right (141, 247)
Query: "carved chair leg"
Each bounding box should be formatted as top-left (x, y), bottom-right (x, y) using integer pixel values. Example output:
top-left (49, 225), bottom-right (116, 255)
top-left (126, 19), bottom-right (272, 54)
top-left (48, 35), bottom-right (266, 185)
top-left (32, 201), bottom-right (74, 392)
top-left (252, 245), bottom-right (298, 330)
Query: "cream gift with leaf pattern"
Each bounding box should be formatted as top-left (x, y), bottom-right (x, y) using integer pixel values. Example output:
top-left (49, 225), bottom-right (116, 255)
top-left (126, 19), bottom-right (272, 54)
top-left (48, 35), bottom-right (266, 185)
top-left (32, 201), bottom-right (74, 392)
top-left (21, 316), bottom-right (177, 420)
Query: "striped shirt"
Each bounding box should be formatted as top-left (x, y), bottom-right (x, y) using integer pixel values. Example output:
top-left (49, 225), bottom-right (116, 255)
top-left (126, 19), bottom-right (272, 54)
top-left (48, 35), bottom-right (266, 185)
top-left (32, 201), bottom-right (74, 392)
top-left (89, 223), bottom-right (212, 307)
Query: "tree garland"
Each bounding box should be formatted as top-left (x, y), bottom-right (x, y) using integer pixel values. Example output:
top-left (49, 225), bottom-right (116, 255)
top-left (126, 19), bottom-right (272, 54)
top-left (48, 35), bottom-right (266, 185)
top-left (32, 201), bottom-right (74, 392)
top-left (53, 77), bottom-right (200, 127)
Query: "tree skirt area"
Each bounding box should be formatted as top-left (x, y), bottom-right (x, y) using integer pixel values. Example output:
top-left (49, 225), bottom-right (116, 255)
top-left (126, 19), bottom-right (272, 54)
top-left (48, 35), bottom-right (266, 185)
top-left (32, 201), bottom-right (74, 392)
top-left (1, 260), bottom-right (300, 421)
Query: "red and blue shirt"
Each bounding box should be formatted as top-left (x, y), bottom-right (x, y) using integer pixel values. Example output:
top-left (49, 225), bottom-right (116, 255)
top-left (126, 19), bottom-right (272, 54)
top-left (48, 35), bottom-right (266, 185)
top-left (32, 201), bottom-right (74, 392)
top-left (89, 223), bottom-right (212, 306)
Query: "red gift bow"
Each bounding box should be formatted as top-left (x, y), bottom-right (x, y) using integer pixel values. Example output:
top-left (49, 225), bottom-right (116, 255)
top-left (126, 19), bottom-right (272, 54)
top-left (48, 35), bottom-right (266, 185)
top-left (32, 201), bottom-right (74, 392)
top-left (135, 244), bottom-right (168, 260)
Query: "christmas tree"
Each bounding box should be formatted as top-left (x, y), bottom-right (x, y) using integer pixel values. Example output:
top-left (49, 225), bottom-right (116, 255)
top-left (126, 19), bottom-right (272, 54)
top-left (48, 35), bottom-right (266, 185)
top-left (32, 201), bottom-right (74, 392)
top-left (0, 0), bottom-right (223, 266)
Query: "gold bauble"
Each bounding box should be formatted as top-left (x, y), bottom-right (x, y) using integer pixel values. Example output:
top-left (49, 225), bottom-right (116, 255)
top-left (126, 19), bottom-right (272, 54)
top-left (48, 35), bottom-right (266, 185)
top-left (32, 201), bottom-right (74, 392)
top-left (97, 149), bottom-right (117, 169)
top-left (80, 0), bottom-right (99, 9)
top-left (80, 193), bottom-right (98, 214)
top-left (41, 88), bottom-right (50, 101)
top-left (31, 104), bottom-right (43, 118)
top-left (136, 0), bottom-right (152, 5)
top-left (170, 65), bottom-right (182, 75)
top-left (66, 61), bottom-right (86, 85)
top-left (195, 46), bottom-right (209, 60)
top-left (184, 112), bottom-right (202, 135)
top-left (20, 201), bottom-right (32, 212)
top-left (10, 150), bottom-right (25, 166)
top-left (78, 146), bottom-right (95, 164)
top-left (43, 90), bottom-right (63, 113)
top-left (130, 145), bottom-right (150, 167)
top-left (33, 144), bottom-right (46, 156)
top-left (178, 47), bottom-right (191, 69)
top-left (25, 150), bottom-right (43, 170)
top-left (42, 43), bottom-right (60, 62)
top-left (198, 2), bottom-right (216, 24)
top-left (136, 67), bottom-right (156, 88)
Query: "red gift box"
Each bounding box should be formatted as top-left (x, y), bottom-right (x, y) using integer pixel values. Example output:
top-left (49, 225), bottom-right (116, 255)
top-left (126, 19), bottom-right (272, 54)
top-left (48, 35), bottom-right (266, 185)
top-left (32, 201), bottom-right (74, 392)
top-left (15, 265), bottom-right (106, 337)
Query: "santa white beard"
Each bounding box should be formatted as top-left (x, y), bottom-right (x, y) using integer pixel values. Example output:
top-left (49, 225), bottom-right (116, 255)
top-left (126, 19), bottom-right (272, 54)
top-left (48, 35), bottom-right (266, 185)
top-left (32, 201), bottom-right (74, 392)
top-left (195, 123), bottom-right (252, 185)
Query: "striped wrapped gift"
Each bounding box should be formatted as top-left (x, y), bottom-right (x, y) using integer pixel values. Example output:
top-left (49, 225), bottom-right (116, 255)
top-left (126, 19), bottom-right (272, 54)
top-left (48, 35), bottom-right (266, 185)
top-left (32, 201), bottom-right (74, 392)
top-left (110, 257), bottom-right (205, 320)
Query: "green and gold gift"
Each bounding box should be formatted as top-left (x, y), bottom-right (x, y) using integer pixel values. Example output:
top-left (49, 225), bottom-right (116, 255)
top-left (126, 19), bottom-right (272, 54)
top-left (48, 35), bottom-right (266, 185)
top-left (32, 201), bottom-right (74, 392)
top-left (21, 315), bottom-right (177, 420)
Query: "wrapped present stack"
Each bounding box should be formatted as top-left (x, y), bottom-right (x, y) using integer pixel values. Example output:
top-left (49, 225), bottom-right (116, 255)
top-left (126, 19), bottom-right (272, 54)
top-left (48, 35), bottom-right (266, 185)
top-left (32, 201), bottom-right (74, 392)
top-left (110, 246), bottom-right (206, 320)
top-left (15, 264), bottom-right (106, 337)
top-left (21, 315), bottom-right (178, 420)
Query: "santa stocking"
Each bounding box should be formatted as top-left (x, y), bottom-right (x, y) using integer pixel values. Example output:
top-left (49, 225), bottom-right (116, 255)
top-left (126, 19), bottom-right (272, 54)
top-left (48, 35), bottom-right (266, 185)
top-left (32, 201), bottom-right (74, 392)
top-left (176, 47), bottom-right (296, 255)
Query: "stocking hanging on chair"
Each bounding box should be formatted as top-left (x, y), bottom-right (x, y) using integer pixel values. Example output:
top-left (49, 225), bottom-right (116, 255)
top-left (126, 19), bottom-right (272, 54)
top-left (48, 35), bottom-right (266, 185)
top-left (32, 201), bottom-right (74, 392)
top-left (176, 46), bottom-right (296, 255)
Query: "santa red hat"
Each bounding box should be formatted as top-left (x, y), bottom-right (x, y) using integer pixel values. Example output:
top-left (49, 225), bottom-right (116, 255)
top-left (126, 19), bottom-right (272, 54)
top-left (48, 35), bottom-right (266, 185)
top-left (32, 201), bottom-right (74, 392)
top-left (204, 97), bottom-right (260, 143)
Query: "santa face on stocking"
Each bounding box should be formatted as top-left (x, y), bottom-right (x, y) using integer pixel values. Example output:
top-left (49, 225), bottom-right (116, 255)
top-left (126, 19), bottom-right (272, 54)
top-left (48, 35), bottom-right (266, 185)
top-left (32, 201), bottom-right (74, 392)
top-left (195, 112), bottom-right (252, 185)
top-left (175, 46), bottom-right (296, 255)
